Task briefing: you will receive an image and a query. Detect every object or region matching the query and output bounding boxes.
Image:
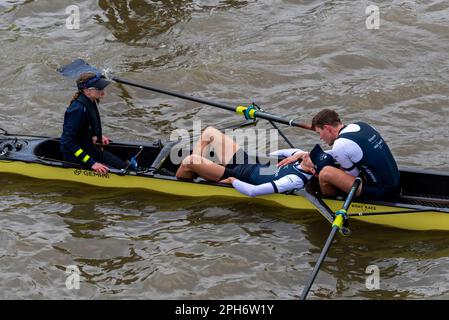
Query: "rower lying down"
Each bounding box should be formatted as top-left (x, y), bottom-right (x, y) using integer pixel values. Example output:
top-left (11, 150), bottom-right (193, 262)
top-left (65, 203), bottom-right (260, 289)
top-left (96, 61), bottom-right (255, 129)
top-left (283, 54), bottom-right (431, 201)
top-left (175, 127), bottom-right (335, 197)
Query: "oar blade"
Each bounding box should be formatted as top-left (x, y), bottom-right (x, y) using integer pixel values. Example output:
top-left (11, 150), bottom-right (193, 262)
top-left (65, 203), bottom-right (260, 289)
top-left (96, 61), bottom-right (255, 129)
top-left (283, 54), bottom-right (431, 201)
top-left (57, 59), bottom-right (103, 79)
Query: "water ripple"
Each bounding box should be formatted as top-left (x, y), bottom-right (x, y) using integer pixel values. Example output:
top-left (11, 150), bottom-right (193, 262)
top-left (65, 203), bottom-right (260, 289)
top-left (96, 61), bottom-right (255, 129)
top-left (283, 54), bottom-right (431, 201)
top-left (2, 0), bottom-right (449, 299)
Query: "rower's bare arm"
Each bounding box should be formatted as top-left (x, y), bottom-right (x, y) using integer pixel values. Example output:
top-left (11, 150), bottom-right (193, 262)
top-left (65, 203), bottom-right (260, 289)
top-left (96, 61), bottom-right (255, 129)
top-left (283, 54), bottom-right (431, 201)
top-left (102, 135), bottom-right (110, 145)
top-left (219, 177), bottom-right (236, 184)
top-left (277, 151), bottom-right (308, 168)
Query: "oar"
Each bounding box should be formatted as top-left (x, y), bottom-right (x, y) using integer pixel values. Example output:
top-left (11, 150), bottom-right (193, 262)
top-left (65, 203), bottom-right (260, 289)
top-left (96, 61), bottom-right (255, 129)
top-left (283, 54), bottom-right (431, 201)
top-left (58, 59), bottom-right (312, 131)
top-left (300, 177), bottom-right (362, 300)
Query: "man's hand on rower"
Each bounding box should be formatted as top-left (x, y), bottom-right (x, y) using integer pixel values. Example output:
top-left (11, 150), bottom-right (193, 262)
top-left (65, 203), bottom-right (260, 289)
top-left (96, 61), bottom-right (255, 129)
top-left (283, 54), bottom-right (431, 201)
top-left (277, 151), bottom-right (308, 168)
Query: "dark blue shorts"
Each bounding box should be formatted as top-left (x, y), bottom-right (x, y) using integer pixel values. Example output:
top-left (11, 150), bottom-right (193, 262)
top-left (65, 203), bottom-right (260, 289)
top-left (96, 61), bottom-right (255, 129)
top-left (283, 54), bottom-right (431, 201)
top-left (221, 149), bottom-right (258, 182)
top-left (220, 149), bottom-right (277, 184)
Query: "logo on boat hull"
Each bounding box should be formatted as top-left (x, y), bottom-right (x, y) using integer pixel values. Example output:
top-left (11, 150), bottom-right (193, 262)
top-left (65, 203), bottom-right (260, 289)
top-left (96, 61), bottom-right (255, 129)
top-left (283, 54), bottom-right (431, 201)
top-left (73, 169), bottom-right (110, 179)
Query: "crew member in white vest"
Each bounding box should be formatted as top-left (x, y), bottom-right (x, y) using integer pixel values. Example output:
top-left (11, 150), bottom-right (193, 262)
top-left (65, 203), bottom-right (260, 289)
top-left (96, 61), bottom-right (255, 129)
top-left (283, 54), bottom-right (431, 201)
top-left (278, 109), bottom-right (401, 200)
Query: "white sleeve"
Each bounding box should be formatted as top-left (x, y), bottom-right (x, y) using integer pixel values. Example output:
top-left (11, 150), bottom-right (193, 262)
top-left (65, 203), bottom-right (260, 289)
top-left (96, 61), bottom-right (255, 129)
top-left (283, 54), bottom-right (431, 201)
top-left (331, 138), bottom-right (362, 176)
top-left (269, 148), bottom-right (305, 158)
top-left (272, 174), bottom-right (305, 193)
top-left (231, 174), bottom-right (305, 197)
top-left (232, 179), bottom-right (276, 197)
top-left (324, 149), bottom-right (334, 157)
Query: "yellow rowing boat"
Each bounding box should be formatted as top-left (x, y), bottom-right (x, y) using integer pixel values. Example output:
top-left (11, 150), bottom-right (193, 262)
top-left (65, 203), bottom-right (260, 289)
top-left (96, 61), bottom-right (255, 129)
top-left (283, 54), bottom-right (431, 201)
top-left (1, 135), bottom-right (448, 231)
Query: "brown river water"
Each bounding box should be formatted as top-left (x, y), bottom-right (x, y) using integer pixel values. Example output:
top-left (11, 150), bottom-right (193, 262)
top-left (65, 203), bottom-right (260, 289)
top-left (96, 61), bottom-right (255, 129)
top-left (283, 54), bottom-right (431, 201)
top-left (1, 0), bottom-right (449, 299)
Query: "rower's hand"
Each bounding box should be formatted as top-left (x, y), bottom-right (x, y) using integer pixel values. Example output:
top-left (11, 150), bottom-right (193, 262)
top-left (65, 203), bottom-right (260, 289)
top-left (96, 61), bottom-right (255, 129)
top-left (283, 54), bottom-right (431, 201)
top-left (92, 135), bottom-right (110, 146)
top-left (92, 162), bottom-right (109, 174)
top-left (102, 135), bottom-right (110, 145)
top-left (277, 151), bottom-right (307, 168)
top-left (219, 177), bottom-right (236, 184)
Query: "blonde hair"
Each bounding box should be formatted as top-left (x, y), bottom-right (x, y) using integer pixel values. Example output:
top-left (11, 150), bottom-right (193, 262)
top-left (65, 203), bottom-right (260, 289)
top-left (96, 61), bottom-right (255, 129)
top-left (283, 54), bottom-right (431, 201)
top-left (68, 72), bottom-right (97, 106)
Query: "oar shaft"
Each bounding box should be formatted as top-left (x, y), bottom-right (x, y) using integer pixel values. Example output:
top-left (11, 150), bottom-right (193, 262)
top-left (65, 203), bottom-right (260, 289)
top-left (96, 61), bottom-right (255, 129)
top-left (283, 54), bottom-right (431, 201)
top-left (112, 77), bottom-right (312, 130)
top-left (343, 178), bottom-right (362, 210)
top-left (300, 226), bottom-right (339, 300)
top-left (300, 177), bottom-right (362, 300)
top-left (267, 120), bottom-right (295, 148)
top-left (59, 59), bottom-right (312, 129)
top-left (113, 77), bottom-right (236, 112)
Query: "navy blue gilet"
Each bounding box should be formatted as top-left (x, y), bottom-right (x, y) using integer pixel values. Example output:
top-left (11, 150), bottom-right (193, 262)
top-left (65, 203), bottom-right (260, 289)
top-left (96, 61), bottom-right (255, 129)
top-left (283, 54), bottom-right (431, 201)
top-left (248, 162), bottom-right (311, 190)
top-left (338, 122), bottom-right (400, 189)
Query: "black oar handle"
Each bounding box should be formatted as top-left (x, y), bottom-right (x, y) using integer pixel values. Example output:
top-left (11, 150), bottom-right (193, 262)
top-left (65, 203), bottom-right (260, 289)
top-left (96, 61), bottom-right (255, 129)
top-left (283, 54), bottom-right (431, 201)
top-left (112, 77), bottom-right (312, 130)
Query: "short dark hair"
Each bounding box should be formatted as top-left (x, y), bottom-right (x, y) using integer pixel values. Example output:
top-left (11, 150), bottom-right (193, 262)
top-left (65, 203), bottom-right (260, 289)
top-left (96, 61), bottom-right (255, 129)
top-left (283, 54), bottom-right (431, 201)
top-left (311, 109), bottom-right (341, 130)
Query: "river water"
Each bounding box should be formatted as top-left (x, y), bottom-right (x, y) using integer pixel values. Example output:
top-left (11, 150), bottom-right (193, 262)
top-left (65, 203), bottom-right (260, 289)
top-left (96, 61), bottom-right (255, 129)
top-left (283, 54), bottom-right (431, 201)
top-left (1, 0), bottom-right (449, 300)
